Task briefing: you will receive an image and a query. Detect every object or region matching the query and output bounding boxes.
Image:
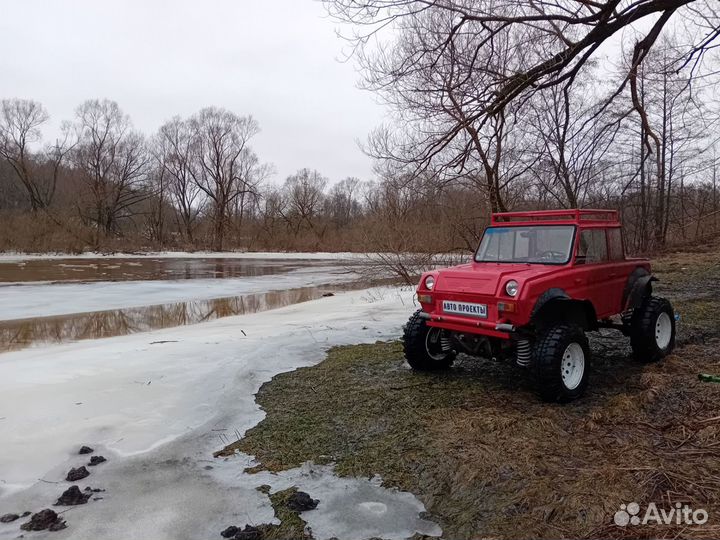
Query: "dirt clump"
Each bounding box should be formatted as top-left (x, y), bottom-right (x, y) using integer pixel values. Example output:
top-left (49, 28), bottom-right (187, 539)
top-left (220, 524), bottom-right (262, 539)
top-left (220, 487), bottom-right (313, 540)
top-left (88, 455), bottom-right (107, 466)
top-left (66, 466), bottom-right (90, 481)
top-left (286, 491), bottom-right (318, 512)
top-left (55, 485), bottom-right (92, 505)
top-left (20, 509), bottom-right (66, 532)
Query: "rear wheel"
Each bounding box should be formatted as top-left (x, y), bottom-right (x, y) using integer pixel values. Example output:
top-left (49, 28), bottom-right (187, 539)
top-left (403, 310), bottom-right (455, 371)
top-left (630, 296), bottom-right (675, 362)
top-left (533, 323), bottom-right (590, 402)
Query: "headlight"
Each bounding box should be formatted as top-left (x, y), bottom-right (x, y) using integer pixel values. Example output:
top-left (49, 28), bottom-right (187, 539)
top-left (424, 275), bottom-right (435, 290)
top-left (505, 280), bottom-right (519, 297)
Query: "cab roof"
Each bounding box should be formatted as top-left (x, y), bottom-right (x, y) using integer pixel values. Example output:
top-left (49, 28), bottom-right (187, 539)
top-left (491, 209), bottom-right (620, 227)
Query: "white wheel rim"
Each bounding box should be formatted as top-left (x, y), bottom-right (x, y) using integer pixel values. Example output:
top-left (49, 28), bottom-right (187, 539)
top-left (655, 312), bottom-right (672, 350)
top-left (425, 328), bottom-right (448, 361)
top-left (561, 343), bottom-right (585, 390)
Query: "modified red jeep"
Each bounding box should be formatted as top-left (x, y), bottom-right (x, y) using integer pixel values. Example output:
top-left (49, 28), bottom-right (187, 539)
top-left (404, 209), bottom-right (676, 402)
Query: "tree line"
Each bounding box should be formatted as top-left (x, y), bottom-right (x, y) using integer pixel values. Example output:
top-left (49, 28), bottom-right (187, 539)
top-left (1, 89), bottom-right (719, 256)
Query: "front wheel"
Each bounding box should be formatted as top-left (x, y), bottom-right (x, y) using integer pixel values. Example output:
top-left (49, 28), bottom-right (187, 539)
top-left (533, 323), bottom-right (590, 402)
top-left (403, 310), bottom-right (455, 371)
top-left (630, 296), bottom-right (675, 363)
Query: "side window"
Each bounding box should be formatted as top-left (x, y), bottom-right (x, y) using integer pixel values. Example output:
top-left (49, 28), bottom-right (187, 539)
top-left (607, 228), bottom-right (624, 261)
top-left (576, 229), bottom-right (608, 264)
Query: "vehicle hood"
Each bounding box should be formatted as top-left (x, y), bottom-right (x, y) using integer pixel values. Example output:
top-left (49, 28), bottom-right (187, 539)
top-left (434, 262), bottom-right (565, 296)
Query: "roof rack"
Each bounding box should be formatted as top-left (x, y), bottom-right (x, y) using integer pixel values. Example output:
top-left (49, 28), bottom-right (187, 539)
top-left (491, 209), bottom-right (619, 226)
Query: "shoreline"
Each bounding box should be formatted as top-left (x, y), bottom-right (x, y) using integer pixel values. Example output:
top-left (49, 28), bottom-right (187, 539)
top-left (0, 251), bottom-right (368, 263)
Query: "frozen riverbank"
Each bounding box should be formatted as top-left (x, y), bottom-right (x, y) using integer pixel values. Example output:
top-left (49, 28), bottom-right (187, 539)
top-left (0, 287), bottom-right (439, 540)
top-left (0, 264), bottom-right (360, 321)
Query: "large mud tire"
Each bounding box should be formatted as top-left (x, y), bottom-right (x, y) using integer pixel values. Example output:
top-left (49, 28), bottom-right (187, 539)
top-left (534, 323), bottom-right (590, 403)
top-left (630, 296), bottom-right (675, 363)
top-left (403, 310), bottom-right (454, 371)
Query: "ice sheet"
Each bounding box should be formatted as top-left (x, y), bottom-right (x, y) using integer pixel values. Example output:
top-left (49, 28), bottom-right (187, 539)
top-left (0, 265), bottom-right (359, 321)
top-left (216, 461), bottom-right (442, 540)
top-left (0, 287), bottom-right (439, 540)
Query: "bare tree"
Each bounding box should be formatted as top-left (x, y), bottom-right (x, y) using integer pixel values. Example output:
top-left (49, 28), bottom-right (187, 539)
top-left (282, 168), bottom-right (328, 242)
top-left (525, 78), bottom-right (622, 208)
top-left (190, 107), bottom-right (265, 251)
top-left (343, 6), bottom-right (540, 211)
top-left (326, 0), bottom-right (720, 218)
top-left (73, 100), bottom-right (150, 242)
top-left (145, 163), bottom-right (169, 245)
top-left (256, 185), bottom-right (289, 249)
top-left (0, 99), bottom-right (73, 211)
top-left (327, 1), bottom-right (719, 118)
top-left (326, 176), bottom-right (361, 227)
top-left (608, 35), bottom-right (720, 249)
top-left (154, 117), bottom-right (202, 243)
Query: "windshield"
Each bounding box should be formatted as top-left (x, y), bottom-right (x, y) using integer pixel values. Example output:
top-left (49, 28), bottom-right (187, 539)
top-left (475, 225), bottom-right (575, 264)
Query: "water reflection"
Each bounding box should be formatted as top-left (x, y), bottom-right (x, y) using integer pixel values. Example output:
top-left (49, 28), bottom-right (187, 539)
top-left (0, 282), bottom-right (375, 352)
top-left (0, 257), bottom-right (354, 284)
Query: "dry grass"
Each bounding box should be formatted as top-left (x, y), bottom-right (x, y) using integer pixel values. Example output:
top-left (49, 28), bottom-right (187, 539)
top-left (219, 246), bottom-right (720, 539)
top-left (0, 212), bottom-right (89, 253)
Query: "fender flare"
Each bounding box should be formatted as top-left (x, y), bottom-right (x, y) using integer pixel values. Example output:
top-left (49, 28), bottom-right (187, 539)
top-left (531, 288), bottom-right (570, 319)
top-left (623, 267), bottom-right (658, 311)
top-left (531, 288), bottom-right (598, 330)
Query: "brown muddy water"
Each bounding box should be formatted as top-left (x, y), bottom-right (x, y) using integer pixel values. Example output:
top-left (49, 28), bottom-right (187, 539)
top-left (0, 257), bottom-right (318, 283)
top-left (0, 257), bottom-right (380, 352)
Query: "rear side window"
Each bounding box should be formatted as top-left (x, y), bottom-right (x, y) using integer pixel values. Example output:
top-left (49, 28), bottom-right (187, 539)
top-left (607, 228), bottom-right (624, 261)
top-left (576, 229), bottom-right (608, 264)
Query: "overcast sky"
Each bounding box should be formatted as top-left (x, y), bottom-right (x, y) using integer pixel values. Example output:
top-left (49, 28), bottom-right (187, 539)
top-left (0, 0), bottom-right (384, 183)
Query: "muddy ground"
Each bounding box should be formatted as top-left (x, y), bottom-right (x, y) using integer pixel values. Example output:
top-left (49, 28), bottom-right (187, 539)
top-left (220, 246), bottom-right (720, 539)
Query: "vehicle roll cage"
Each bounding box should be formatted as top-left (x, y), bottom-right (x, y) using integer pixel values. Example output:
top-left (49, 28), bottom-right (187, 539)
top-left (491, 209), bottom-right (620, 227)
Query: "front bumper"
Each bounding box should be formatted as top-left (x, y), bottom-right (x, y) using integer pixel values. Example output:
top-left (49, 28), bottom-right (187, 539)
top-left (423, 312), bottom-right (513, 339)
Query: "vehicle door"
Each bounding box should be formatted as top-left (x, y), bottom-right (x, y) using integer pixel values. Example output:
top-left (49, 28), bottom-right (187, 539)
top-left (574, 228), bottom-right (613, 317)
top-left (604, 227), bottom-right (627, 314)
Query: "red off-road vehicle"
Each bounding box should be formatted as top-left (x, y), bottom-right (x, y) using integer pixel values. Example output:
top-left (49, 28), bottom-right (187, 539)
top-left (404, 209), bottom-right (676, 402)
